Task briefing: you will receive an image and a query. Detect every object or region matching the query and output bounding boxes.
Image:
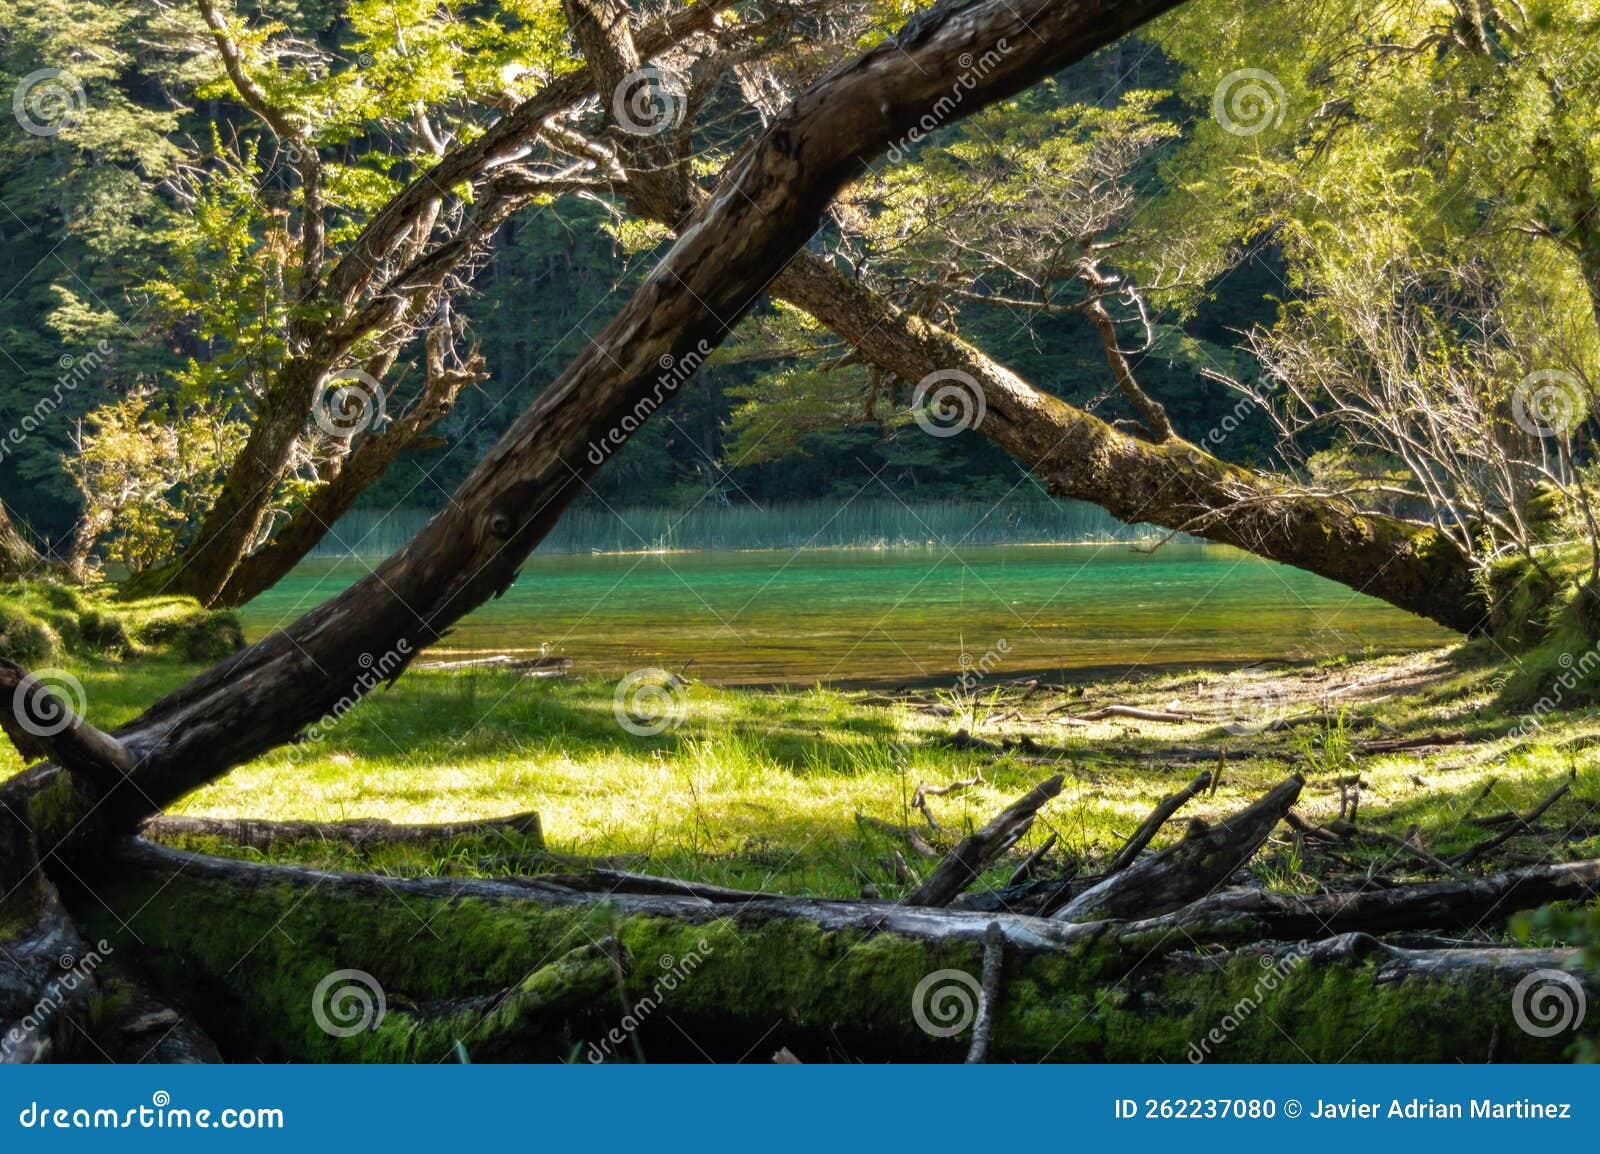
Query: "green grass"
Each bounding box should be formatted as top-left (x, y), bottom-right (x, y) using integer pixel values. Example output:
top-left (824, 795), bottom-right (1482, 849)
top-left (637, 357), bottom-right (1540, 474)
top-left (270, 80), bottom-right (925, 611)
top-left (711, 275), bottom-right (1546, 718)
top-left (7, 645), bottom-right (1599, 908)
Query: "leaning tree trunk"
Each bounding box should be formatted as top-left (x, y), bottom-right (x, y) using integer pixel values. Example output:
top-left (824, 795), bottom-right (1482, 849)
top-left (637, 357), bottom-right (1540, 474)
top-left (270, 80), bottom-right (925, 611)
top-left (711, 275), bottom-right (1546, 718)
top-left (767, 253), bottom-right (1486, 634)
top-left (0, 501), bottom-right (53, 581)
top-left (63, 839), bottom-right (1596, 1063)
top-left (123, 356), bottom-right (328, 605)
top-left (0, 0), bottom-right (1192, 862)
top-left (537, 0), bottom-right (1485, 634)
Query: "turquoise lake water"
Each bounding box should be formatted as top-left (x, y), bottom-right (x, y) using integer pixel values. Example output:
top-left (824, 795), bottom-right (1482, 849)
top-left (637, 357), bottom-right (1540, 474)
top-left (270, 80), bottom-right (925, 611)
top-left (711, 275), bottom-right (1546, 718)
top-left (238, 542), bottom-right (1453, 686)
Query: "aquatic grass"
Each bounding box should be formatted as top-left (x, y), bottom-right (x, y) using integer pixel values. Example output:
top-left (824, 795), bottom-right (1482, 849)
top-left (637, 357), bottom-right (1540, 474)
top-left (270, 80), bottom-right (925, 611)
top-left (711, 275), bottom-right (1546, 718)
top-left (312, 498), bottom-right (1163, 560)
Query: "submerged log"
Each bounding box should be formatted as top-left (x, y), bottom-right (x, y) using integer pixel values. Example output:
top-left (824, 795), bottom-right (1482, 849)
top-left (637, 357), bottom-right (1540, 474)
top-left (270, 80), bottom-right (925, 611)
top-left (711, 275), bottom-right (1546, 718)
top-left (70, 840), bottom-right (1596, 1063)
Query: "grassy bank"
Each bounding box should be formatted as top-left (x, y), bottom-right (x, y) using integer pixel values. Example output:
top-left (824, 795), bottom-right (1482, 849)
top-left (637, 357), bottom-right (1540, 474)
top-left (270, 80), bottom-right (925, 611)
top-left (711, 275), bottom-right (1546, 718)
top-left (8, 645), bottom-right (1597, 904)
top-left (0, 582), bottom-right (242, 664)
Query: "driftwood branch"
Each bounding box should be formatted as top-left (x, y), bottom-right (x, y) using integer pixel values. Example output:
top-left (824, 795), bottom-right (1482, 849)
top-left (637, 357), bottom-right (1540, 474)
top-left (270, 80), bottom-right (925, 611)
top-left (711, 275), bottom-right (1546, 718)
top-left (964, 921), bottom-right (1005, 1064)
top-left (1106, 771), bottom-right (1212, 874)
top-left (1455, 776), bottom-right (1575, 867)
top-left (905, 776), bottom-right (1064, 907)
top-left (1054, 776), bottom-right (1303, 923)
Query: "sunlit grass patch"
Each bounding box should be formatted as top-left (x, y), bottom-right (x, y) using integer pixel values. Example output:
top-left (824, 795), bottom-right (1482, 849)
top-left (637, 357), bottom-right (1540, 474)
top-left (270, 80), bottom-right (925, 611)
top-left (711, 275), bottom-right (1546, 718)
top-left (6, 647), bottom-right (1599, 903)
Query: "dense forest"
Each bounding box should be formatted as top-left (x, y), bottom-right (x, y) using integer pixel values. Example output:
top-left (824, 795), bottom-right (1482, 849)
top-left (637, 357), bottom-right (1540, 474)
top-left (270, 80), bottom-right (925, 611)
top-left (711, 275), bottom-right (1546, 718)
top-left (0, 0), bottom-right (1287, 555)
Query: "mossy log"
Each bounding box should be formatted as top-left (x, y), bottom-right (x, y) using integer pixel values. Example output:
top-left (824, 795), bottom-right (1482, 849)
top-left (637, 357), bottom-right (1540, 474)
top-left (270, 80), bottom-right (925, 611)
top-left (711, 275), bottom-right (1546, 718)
top-left (62, 840), bottom-right (1597, 1064)
top-left (142, 810), bottom-right (544, 852)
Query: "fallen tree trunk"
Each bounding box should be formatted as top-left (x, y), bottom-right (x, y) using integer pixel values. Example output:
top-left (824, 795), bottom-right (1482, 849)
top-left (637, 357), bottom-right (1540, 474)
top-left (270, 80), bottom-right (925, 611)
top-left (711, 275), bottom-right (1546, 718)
top-left (1122, 857), bottom-right (1600, 945)
top-left (68, 840), bottom-right (1596, 1063)
top-left (142, 811), bottom-right (544, 852)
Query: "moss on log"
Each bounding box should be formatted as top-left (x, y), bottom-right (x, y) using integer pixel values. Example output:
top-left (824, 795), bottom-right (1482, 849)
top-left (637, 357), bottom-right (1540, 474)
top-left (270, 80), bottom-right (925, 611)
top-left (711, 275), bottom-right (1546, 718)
top-left (68, 842), bottom-right (1597, 1063)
